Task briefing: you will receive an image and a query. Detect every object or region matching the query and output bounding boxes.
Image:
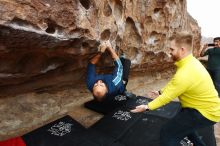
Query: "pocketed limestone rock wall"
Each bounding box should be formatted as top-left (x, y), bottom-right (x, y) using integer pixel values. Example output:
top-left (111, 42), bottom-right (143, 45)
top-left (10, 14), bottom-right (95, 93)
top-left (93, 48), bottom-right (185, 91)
top-left (0, 0), bottom-right (202, 141)
top-left (0, 0), bottom-right (200, 96)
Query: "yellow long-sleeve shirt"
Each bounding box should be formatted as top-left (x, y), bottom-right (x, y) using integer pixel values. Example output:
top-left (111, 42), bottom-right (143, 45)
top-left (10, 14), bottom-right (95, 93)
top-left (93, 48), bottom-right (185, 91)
top-left (148, 54), bottom-right (220, 122)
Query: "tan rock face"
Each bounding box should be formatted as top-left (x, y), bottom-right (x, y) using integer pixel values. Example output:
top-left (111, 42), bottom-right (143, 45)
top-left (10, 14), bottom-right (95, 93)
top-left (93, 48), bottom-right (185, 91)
top-left (0, 0), bottom-right (205, 141)
top-left (0, 0), bottom-right (201, 96)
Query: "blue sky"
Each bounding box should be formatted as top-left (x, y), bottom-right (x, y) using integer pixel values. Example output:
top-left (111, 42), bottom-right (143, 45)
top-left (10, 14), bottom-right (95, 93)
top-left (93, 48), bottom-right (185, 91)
top-left (187, 0), bottom-right (220, 37)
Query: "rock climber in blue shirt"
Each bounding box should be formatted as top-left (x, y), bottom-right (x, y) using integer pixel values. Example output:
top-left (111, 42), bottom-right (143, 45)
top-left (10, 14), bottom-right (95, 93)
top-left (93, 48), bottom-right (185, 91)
top-left (86, 41), bottom-right (130, 102)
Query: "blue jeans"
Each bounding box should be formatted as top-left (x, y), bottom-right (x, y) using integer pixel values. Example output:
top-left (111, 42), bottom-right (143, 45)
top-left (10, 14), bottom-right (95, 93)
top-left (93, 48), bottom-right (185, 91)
top-left (208, 68), bottom-right (220, 96)
top-left (160, 108), bottom-right (216, 146)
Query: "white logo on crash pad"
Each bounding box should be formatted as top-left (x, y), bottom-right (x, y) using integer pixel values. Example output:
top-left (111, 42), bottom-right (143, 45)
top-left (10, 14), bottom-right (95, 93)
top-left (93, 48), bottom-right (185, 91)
top-left (114, 95), bottom-right (127, 101)
top-left (136, 98), bottom-right (148, 105)
top-left (180, 137), bottom-right (193, 146)
top-left (48, 121), bottom-right (73, 136)
top-left (112, 110), bottom-right (131, 121)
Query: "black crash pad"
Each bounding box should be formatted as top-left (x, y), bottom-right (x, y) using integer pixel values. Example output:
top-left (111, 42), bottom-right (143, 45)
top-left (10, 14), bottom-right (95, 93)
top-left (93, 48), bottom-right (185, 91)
top-left (90, 106), bottom-right (143, 141)
top-left (79, 129), bottom-right (125, 146)
top-left (22, 115), bottom-right (124, 146)
top-left (88, 104), bottom-right (197, 146)
top-left (88, 106), bottom-right (168, 146)
top-left (22, 115), bottom-right (86, 146)
top-left (90, 110), bottom-right (195, 146)
top-left (126, 96), bottom-right (181, 119)
top-left (119, 114), bottom-right (169, 146)
top-left (84, 94), bottom-right (128, 114)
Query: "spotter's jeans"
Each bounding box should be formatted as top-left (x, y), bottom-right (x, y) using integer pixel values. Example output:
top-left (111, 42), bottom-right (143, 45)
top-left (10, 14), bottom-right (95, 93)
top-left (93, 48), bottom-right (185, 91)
top-left (160, 108), bottom-right (216, 146)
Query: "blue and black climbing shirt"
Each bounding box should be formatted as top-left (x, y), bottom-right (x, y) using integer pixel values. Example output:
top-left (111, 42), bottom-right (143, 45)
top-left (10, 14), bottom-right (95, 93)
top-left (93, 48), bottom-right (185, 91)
top-left (86, 58), bottom-right (125, 97)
